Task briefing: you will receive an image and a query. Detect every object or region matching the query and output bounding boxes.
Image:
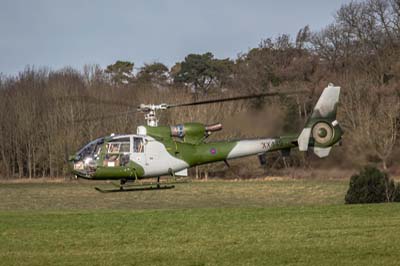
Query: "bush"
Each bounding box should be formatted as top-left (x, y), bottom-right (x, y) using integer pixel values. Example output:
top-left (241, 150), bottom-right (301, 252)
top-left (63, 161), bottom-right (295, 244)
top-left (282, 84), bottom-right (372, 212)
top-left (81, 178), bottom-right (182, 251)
top-left (345, 166), bottom-right (400, 204)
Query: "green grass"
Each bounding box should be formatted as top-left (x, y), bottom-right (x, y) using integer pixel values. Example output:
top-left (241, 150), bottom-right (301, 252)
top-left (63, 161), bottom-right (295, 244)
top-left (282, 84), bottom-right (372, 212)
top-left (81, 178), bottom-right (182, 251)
top-left (0, 179), bottom-right (346, 210)
top-left (0, 180), bottom-right (399, 265)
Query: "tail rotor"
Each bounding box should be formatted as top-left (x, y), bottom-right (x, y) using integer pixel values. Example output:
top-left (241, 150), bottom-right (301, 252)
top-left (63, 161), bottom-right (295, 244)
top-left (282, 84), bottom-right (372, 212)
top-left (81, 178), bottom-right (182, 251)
top-left (297, 84), bottom-right (343, 158)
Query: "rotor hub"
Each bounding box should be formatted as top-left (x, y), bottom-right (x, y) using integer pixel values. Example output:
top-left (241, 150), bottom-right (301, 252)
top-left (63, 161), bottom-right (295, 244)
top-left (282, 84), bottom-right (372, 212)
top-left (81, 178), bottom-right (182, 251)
top-left (317, 128), bottom-right (328, 138)
top-left (137, 104), bottom-right (168, 127)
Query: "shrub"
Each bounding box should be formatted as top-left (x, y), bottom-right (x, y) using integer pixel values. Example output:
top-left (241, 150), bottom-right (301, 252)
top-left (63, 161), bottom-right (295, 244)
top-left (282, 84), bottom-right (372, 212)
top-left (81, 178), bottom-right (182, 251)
top-left (345, 166), bottom-right (399, 204)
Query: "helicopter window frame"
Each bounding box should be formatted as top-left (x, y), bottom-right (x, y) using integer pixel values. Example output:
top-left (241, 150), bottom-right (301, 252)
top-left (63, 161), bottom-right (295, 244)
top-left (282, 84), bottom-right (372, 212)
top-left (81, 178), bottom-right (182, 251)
top-left (133, 137), bottom-right (144, 153)
top-left (106, 137), bottom-right (131, 155)
top-left (108, 137), bottom-right (130, 143)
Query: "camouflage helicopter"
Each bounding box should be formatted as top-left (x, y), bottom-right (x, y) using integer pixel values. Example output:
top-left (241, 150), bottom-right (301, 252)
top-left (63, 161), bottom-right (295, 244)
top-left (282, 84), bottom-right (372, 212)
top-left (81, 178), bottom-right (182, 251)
top-left (70, 84), bottom-right (342, 192)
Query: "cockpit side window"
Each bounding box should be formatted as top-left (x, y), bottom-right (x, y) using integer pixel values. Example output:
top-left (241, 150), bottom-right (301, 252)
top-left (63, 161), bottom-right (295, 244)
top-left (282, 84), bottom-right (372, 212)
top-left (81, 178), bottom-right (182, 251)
top-left (120, 143), bottom-right (130, 153)
top-left (103, 137), bottom-right (131, 167)
top-left (133, 137), bottom-right (144, 153)
top-left (108, 143), bottom-right (120, 153)
top-left (73, 138), bottom-right (104, 173)
top-left (76, 138), bottom-right (104, 161)
top-left (94, 145), bottom-right (102, 159)
top-left (106, 138), bottom-right (131, 154)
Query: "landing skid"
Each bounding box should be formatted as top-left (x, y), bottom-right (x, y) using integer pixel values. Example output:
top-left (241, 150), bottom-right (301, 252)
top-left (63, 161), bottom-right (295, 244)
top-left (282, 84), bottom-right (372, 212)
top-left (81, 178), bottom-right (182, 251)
top-left (110, 180), bottom-right (189, 189)
top-left (94, 176), bottom-right (183, 193)
top-left (94, 185), bottom-right (175, 193)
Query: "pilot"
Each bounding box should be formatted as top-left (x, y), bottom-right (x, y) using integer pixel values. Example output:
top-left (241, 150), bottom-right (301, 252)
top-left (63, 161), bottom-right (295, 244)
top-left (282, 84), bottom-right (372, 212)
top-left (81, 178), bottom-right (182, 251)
top-left (111, 144), bottom-right (119, 153)
top-left (138, 141), bottom-right (144, 153)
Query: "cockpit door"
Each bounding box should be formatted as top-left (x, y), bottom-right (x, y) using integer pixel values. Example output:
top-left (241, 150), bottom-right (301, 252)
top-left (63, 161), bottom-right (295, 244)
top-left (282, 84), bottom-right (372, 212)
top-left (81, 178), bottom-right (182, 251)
top-left (132, 137), bottom-right (147, 165)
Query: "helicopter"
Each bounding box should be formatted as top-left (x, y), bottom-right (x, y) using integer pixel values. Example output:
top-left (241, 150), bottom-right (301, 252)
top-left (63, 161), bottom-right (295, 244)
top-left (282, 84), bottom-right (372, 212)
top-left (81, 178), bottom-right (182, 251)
top-left (69, 84), bottom-right (342, 192)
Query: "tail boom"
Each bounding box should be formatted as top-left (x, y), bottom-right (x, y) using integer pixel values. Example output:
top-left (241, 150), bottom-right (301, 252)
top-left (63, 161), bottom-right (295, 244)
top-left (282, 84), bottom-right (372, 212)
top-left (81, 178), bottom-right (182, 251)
top-left (226, 137), bottom-right (296, 160)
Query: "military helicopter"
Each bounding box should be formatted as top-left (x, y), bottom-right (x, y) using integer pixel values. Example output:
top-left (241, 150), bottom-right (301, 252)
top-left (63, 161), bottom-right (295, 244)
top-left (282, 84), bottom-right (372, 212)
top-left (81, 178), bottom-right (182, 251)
top-left (70, 84), bottom-right (342, 192)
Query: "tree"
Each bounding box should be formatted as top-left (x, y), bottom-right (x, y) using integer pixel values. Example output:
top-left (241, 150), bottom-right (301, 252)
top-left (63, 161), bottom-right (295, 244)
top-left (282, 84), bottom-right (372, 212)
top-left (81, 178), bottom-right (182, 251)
top-left (340, 78), bottom-right (400, 169)
top-left (310, 24), bottom-right (346, 71)
top-left (173, 52), bottom-right (233, 94)
top-left (311, 0), bottom-right (400, 83)
top-left (105, 60), bottom-right (134, 85)
top-left (295, 25), bottom-right (311, 49)
top-left (136, 62), bottom-right (169, 85)
top-left (210, 58), bottom-right (234, 89)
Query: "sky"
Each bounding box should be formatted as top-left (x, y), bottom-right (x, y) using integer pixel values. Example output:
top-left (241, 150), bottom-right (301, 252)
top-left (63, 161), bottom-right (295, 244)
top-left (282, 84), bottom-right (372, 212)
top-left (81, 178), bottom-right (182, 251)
top-left (0, 0), bottom-right (353, 75)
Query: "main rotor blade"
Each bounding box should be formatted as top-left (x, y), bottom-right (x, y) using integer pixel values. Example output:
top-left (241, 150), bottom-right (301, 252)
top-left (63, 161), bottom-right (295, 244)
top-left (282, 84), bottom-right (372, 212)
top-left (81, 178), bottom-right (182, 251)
top-left (168, 90), bottom-right (306, 108)
top-left (73, 109), bottom-right (139, 123)
top-left (54, 96), bottom-right (134, 108)
top-left (66, 90), bottom-right (307, 124)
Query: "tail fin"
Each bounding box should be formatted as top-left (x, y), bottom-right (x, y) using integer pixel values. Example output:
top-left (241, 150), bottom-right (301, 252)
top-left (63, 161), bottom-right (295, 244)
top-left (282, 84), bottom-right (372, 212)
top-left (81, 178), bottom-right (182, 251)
top-left (297, 83), bottom-right (343, 158)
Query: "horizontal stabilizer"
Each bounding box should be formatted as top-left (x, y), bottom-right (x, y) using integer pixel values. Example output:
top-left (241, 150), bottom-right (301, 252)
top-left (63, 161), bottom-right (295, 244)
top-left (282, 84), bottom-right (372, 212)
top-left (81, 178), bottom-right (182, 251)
top-left (175, 168), bottom-right (188, 177)
top-left (298, 128), bottom-right (311, 151)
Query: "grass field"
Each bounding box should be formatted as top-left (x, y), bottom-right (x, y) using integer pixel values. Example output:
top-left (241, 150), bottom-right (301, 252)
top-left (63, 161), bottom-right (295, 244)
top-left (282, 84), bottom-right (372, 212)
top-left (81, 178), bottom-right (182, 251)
top-left (0, 179), bottom-right (399, 265)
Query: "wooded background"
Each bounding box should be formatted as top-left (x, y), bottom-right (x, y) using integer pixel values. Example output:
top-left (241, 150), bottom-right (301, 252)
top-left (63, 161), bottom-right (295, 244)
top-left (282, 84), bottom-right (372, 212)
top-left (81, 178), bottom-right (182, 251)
top-left (1, 0), bottom-right (400, 179)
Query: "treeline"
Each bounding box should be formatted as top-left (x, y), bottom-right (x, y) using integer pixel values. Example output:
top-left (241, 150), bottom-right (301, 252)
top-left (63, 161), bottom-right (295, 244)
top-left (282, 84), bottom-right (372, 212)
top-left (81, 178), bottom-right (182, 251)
top-left (1, 0), bottom-right (400, 179)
